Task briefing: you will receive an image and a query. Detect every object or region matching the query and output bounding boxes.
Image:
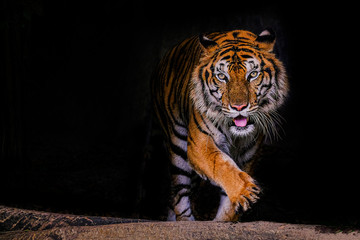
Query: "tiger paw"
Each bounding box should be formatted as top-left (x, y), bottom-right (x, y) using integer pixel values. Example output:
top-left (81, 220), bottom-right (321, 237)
top-left (227, 171), bottom-right (261, 212)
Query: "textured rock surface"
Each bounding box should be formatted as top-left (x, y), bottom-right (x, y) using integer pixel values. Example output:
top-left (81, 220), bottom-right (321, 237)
top-left (1, 206), bottom-right (359, 240)
top-left (0, 205), bottom-right (147, 232)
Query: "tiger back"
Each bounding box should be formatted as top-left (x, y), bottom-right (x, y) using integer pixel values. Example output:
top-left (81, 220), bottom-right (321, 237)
top-left (152, 29), bottom-right (288, 221)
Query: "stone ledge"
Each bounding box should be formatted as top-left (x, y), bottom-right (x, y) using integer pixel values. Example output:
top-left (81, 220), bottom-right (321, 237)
top-left (0, 206), bottom-right (359, 240)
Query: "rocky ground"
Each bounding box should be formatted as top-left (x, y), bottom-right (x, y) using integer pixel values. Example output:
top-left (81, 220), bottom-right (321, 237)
top-left (1, 206), bottom-right (359, 240)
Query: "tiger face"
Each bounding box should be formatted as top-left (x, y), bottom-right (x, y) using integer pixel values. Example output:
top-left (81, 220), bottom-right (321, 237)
top-left (191, 29), bottom-right (288, 138)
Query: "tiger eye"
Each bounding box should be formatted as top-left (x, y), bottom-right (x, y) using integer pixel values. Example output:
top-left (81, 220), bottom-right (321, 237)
top-left (217, 73), bottom-right (226, 80)
top-left (250, 71), bottom-right (258, 78)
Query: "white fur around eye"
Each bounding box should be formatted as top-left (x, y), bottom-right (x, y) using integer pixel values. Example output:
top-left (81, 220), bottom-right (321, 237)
top-left (214, 60), bottom-right (230, 82)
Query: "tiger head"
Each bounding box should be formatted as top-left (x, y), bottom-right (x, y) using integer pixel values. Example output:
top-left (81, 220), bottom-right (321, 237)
top-left (191, 29), bottom-right (289, 138)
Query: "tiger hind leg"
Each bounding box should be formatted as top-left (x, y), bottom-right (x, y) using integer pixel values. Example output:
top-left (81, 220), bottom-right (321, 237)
top-left (167, 139), bottom-right (195, 221)
top-left (169, 174), bottom-right (195, 221)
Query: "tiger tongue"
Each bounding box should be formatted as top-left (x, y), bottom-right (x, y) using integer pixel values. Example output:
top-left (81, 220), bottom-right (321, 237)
top-left (233, 116), bottom-right (248, 127)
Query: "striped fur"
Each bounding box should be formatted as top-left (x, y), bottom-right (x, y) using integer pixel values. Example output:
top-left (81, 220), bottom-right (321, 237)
top-left (152, 29), bottom-right (288, 221)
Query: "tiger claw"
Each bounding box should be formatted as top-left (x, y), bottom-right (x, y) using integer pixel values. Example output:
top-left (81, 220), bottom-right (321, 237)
top-left (229, 172), bottom-right (261, 214)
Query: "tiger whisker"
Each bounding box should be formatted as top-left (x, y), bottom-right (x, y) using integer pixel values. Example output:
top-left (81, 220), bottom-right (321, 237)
top-left (249, 110), bottom-right (284, 143)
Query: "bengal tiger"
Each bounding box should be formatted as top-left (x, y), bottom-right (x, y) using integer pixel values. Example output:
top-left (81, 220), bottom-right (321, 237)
top-left (151, 28), bottom-right (289, 221)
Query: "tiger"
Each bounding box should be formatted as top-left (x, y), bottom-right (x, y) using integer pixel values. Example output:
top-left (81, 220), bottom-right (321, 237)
top-left (151, 28), bottom-right (289, 221)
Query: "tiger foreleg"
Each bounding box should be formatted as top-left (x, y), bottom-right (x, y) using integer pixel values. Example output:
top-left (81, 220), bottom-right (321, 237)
top-left (187, 112), bottom-right (260, 221)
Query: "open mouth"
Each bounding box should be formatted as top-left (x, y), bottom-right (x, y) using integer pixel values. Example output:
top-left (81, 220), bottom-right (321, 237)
top-left (231, 115), bottom-right (254, 128)
top-left (229, 115), bottom-right (256, 136)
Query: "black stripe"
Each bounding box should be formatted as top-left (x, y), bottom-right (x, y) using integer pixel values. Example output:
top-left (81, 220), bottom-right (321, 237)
top-left (270, 92), bottom-right (280, 101)
top-left (182, 83), bottom-right (190, 125)
top-left (259, 98), bottom-right (269, 107)
top-left (175, 192), bottom-right (191, 206)
top-left (218, 47), bottom-right (235, 56)
top-left (212, 33), bottom-right (227, 41)
top-left (197, 112), bottom-right (228, 155)
top-left (166, 69), bottom-right (179, 122)
top-left (165, 47), bottom-right (180, 87)
top-left (199, 112), bottom-right (213, 134)
top-left (198, 66), bottom-right (212, 108)
top-left (210, 88), bottom-right (220, 101)
top-left (173, 184), bottom-right (191, 194)
top-left (164, 37), bottom-right (197, 128)
top-left (210, 73), bottom-right (218, 86)
top-left (177, 206), bottom-right (191, 216)
top-left (258, 83), bottom-right (272, 96)
top-left (192, 111), bottom-right (211, 136)
top-left (237, 37), bottom-right (252, 41)
top-left (220, 55), bottom-right (231, 61)
top-left (264, 67), bottom-right (272, 82)
top-left (204, 69), bottom-right (220, 100)
top-left (267, 58), bottom-right (280, 88)
top-left (179, 211), bottom-right (193, 218)
top-left (219, 46), bottom-right (256, 57)
top-left (259, 54), bottom-right (265, 68)
top-left (169, 141), bottom-right (187, 161)
top-left (239, 47), bottom-right (256, 53)
top-left (215, 123), bottom-right (225, 135)
top-left (222, 39), bottom-right (252, 44)
top-left (170, 164), bottom-right (192, 177)
top-left (240, 54), bottom-right (253, 59)
top-left (205, 69), bottom-right (210, 80)
top-left (187, 134), bottom-right (195, 145)
top-left (171, 124), bottom-right (188, 141)
top-left (167, 83), bottom-right (186, 128)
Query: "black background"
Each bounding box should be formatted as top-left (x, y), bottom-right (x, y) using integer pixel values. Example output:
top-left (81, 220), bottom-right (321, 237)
top-left (1, 0), bottom-right (359, 226)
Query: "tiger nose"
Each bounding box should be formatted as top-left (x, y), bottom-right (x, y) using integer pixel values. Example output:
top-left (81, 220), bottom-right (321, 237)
top-left (231, 104), bottom-right (247, 111)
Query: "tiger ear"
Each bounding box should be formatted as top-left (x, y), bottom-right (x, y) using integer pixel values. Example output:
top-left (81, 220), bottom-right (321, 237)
top-left (199, 34), bottom-right (218, 51)
top-left (255, 28), bottom-right (276, 52)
